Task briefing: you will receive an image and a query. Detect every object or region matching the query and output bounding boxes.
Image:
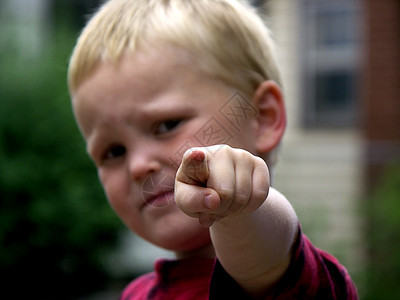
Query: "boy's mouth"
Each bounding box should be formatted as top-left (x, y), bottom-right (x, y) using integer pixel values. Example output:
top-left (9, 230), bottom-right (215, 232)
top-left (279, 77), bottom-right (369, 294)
top-left (141, 172), bottom-right (176, 208)
top-left (144, 189), bottom-right (175, 208)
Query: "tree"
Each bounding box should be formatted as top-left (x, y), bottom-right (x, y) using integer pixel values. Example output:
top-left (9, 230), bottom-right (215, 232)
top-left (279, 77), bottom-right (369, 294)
top-left (0, 19), bottom-right (122, 300)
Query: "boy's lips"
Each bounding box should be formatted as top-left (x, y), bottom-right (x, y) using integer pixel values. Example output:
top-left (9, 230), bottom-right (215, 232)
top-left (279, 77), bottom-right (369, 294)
top-left (141, 172), bottom-right (176, 208)
top-left (143, 189), bottom-right (175, 208)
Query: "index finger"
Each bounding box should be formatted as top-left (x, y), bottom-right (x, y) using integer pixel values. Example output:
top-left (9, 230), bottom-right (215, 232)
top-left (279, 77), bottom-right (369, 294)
top-left (176, 148), bottom-right (209, 185)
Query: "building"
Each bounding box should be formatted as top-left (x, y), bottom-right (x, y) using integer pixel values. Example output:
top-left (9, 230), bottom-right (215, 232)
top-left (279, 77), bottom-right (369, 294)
top-left (267, 0), bottom-right (400, 293)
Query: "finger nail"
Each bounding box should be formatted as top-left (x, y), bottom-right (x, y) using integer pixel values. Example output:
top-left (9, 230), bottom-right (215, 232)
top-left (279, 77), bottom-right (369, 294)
top-left (205, 195), bottom-right (213, 209)
top-left (191, 150), bottom-right (205, 162)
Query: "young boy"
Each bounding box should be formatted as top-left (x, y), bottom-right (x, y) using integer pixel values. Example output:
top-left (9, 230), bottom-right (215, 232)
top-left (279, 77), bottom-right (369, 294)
top-left (68, 0), bottom-right (358, 299)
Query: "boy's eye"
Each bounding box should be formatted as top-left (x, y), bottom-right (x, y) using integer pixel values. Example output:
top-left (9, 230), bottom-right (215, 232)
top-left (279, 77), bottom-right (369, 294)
top-left (155, 119), bottom-right (182, 135)
top-left (104, 145), bottom-right (126, 160)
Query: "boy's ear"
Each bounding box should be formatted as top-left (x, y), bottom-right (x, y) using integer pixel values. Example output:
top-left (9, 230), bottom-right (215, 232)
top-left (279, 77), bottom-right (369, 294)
top-left (253, 80), bottom-right (286, 154)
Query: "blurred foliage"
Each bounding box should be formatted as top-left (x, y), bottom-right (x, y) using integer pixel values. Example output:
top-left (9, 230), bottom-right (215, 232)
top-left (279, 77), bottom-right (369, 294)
top-left (364, 165), bottom-right (400, 300)
top-left (0, 15), bottom-right (122, 300)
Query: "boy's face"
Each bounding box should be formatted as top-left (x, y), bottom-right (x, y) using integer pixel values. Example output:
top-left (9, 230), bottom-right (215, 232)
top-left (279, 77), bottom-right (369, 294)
top-left (72, 48), bottom-right (259, 256)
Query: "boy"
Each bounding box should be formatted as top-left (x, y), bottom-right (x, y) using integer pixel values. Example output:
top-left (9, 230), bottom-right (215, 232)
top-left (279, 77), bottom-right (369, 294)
top-left (68, 0), bottom-right (358, 299)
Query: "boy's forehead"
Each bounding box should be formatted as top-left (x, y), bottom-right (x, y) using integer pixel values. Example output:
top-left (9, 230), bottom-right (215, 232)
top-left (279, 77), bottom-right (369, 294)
top-left (104, 47), bottom-right (194, 84)
top-left (75, 46), bottom-right (215, 102)
top-left (72, 46), bottom-right (230, 111)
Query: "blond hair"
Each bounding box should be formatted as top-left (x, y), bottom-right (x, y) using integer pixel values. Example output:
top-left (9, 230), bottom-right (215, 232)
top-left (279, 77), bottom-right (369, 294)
top-left (68, 0), bottom-right (281, 96)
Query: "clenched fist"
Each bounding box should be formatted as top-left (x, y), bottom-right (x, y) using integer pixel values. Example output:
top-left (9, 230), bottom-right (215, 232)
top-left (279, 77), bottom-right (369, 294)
top-left (175, 145), bottom-right (270, 227)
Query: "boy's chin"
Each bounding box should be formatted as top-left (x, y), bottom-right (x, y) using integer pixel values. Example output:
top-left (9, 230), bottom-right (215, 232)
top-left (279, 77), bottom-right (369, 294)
top-left (153, 223), bottom-right (212, 257)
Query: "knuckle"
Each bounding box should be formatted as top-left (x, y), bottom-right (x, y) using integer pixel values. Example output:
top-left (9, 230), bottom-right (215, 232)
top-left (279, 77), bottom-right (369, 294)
top-left (236, 149), bottom-right (249, 161)
top-left (211, 144), bottom-right (229, 157)
top-left (252, 188), bottom-right (269, 203)
top-left (217, 187), bottom-right (235, 201)
top-left (229, 193), bottom-right (249, 211)
top-left (235, 193), bottom-right (249, 207)
top-left (255, 156), bottom-right (268, 171)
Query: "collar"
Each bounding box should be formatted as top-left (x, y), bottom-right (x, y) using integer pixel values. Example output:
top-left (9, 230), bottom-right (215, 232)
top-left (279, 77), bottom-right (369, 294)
top-left (154, 257), bottom-right (215, 284)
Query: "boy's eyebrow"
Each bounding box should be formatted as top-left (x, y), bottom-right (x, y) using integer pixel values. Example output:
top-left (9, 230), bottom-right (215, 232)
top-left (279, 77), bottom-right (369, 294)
top-left (84, 124), bottom-right (116, 158)
top-left (140, 101), bottom-right (196, 118)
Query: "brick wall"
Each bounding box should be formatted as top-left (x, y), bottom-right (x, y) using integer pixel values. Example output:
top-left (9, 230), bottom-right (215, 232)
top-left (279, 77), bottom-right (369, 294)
top-left (363, 0), bottom-right (400, 189)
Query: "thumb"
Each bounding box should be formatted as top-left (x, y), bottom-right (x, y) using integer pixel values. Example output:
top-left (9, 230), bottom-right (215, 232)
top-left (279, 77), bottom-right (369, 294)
top-left (176, 148), bottom-right (209, 185)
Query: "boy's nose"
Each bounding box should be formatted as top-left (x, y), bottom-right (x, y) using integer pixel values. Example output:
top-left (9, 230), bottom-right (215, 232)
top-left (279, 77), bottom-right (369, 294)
top-left (128, 152), bottom-right (162, 181)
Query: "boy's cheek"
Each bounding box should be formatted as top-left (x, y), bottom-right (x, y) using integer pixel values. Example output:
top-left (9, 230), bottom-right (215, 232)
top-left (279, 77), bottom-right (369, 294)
top-left (103, 185), bottom-right (130, 220)
top-left (98, 170), bottom-right (120, 203)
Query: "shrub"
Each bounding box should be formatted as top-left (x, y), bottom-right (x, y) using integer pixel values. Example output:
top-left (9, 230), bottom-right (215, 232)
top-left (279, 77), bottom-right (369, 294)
top-left (0, 26), bottom-right (122, 299)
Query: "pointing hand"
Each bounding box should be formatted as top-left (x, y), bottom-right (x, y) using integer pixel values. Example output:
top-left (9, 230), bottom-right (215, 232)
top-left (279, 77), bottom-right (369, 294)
top-left (175, 145), bottom-right (270, 227)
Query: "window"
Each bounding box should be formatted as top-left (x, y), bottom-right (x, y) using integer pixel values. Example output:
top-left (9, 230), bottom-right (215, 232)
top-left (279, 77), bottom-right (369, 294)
top-left (300, 0), bottom-right (361, 127)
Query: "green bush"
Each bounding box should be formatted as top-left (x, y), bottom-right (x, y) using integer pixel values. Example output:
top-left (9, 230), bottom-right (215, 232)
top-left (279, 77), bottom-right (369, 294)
top-left (364, 165), bottom-right (400, 300)
top-left (0, 27), bottom-right (122, 299)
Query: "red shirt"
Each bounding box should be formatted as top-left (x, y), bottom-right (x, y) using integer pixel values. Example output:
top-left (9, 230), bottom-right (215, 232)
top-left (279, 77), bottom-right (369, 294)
top-left (119, 227), bottom-right (358, 299)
